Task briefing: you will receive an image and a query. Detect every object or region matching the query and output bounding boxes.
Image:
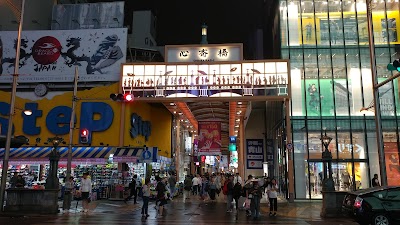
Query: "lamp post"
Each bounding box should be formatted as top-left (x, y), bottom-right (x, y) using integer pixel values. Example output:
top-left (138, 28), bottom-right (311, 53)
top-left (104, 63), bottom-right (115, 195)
top-left (366, 0), bottom-right (387, 186)
top-left (320, 131), bottom-right (334, 192)
top-left (0, 0), bottom-right (25, 211)
top-left (45, 136), bottom-right (64, 190)
top-left (200, 23), bottom-right (208, 44)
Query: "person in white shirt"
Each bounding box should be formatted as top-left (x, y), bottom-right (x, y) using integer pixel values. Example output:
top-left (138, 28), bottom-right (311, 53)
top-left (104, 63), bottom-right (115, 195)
top-left (233, 173), bottom-right (243, 185)
top-left (266, 178), bottom-right (279, 217)
top-left (79, 172), bottom-right (92, 213)
top-left (192, 174), bottom-right (201, 195)
top-left (141, 177), bottom-right (151, 218)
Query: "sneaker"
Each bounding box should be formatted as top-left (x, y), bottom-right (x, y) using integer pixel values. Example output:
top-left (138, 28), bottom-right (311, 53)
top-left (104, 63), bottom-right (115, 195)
top-left (146, 214), bottom-right (150, 218)
top-left (273, 213), bottom-right (277, 217)
top-left (269, 212), bottom-right (273, 217)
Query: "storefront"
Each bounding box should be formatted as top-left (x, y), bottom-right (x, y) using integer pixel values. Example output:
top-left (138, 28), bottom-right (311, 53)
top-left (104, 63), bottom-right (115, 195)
top-left (280, 0), bottom-right (400, 199)
top-left (0, 83), bottom-right (172, 198)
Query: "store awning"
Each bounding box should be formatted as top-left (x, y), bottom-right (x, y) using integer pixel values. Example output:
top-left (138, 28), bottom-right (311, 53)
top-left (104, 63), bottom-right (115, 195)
top-left (0, 146), bottom-right (113, 161)
top-left (113, 147), bottom-right (158, 163)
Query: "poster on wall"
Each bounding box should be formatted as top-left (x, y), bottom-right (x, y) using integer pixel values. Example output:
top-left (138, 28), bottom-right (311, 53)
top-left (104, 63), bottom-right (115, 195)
top-left (319, 18), bottom-right (368, 45)
top-left (246, 139), bottom-right (264, 169)
top-left (385, 142), bottom-right (400, 186)
top-left (197, 121), bottom-right (221, 155)
top-left (301, 78), bottom-right (399, 117)
top-left (0, 28), bottom-right (127, 83)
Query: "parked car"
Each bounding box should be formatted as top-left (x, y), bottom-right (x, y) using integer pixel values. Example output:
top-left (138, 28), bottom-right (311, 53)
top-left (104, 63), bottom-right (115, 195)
top-left (342, 186), bottom-right (400, 225)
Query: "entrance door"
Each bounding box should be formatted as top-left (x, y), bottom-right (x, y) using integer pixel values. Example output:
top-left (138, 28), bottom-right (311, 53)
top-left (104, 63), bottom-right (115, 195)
top-left (307, 162), bottom-right (323, 199)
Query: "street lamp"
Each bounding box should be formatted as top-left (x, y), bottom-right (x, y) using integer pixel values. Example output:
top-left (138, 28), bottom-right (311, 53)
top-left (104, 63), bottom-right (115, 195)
top-left (320, 130), bottom-right (334, 191)
top-left (45, 136), bottom-right (64, 190)
top-left (0, 0), bottom-right (25, 211)
top-left (200, 23), bottom-right (208, 44)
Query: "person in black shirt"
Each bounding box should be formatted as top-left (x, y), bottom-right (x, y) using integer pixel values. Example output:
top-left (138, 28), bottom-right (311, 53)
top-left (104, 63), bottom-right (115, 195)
top-left (371, 174), bottom-right (380, 187)
top-left (124, 175), bottom-right (137, 203)
top-left (156, 177), bottom-right (167, 218)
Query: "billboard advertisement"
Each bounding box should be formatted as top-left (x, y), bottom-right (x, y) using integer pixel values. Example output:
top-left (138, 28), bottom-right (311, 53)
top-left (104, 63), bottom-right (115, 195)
top-left (197, 121), bottom-right (221, 155)
top-left (51, 2), bottom-right (124, 30)
top-left (0, 28), bottom-right (127, 83)
top-left (385, 142), bottom-right (400, 186)
top-left (246, 139), bottom-right (264, 169)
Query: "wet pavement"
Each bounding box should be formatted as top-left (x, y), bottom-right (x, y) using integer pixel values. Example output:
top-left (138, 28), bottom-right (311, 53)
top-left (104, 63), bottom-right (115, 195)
top-left (0, 194), bottom-right (358, 225)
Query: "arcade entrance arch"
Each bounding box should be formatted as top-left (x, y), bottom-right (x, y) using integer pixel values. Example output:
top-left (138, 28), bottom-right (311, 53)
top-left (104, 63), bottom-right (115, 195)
top-left (118, 45), bottom-right (294, 201)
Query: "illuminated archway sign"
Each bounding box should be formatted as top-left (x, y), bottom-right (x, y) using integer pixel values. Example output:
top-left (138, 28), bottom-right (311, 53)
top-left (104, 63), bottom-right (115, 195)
top-left (121, 60), bottom-right (290, 99)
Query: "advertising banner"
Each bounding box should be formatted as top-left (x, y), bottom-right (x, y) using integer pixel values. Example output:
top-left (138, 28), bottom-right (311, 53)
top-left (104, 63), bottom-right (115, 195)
top-left (197, 121), bottom-right (221, 155)
top-left (0, 28), bottom-right (127, 83)
top-left (246, 139), bottom-right (264, 169)
top-left (385, 142), bottom-right (400, 186)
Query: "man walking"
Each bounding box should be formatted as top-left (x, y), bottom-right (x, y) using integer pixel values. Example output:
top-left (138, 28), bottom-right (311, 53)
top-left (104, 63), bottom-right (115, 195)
top-left (124, 175), bottom-right (138, 204)
top-left (168, 173), bottom-right (177, 199)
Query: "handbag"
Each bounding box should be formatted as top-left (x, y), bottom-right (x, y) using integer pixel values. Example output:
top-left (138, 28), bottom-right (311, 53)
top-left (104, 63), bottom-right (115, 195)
top-left (248, 194), bottom-right (253, 199)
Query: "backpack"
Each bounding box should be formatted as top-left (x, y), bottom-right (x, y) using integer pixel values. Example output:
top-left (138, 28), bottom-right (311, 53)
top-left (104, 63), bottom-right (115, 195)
top-left (222, 180), bottom-right (229, 195)
top-left (233, 182), bottom-right (242, 198)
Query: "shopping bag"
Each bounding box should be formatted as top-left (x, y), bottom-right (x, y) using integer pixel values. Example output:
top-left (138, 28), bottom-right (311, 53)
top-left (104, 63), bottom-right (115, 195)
top-left (243, 198), bottom-right (251, 210)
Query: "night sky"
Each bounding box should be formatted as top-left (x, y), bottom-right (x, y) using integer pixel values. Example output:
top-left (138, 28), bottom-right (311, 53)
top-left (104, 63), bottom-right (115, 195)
top-left (123, 0), bottom-right (265, 46)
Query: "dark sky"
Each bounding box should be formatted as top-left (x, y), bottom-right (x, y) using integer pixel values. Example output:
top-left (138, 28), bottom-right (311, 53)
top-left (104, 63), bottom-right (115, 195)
top-left (124, 0), bottom-right (265, 46)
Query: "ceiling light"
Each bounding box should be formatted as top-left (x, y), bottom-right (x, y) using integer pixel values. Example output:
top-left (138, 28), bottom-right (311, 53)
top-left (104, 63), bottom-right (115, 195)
top-left (178, 112), bottom-right (183, 115)
top-left (235, 125), bottom-right (239, 128)
top-left (173, 111), bottom-right (177, 114)
top-left (236, 119), bottom-right (240, 122)
top-left (238, 102), bottom-right (242, 105)
top-left (235, 130), bottom-right (238, 133)
top-left (169, 103), bottom-right (175, 106)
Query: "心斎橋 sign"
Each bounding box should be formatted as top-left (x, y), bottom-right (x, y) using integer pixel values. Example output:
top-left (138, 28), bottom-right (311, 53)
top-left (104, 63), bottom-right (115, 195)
top-left (165, 43), bottom-right (243, 62)
top-left (121, 60), bottom-right (290, 99)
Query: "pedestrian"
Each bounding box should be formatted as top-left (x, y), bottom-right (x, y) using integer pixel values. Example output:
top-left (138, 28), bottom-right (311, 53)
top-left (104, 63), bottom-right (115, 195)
top-left (244, 175), bottom-right (254, 217)
top-left (63, 176), bottom-right (75, 213)
top-left (141, 177), bottom-right (151, 218)
top-left (371, 174), bottom-right (381, 187)
top-left (233, 179), bottom-right (242, 212)
top-left (226, 174), bottom-right (234, 213)
top-left (156, 176), bottom-right (167, 218)
top-left (192, 174), bottom-right (201, 195)
top-left (208, 176), bottom-right (217, 201)
top-left (233, 172), bottom-right (243, 185)
top-left (15, 175), bottom-right (26, 188)
top-left (124, 175), bottom-right (138, 204)
top-left (267, 178), bottom-right (279, 217)
top-left (215, 172), bottom-right (222, 196)
top-left (80, 172), bottom-right (92, 213)
top-left (200, 176), bottom-right (209, 201)
top-left (249, 179), bottom-right (262, 220)
top-left (10, 173), bottom-right (18, 188)
top-left (168, 173), bottom-right (177, 199)
top-left (183, 175), bottom-right (192, 199)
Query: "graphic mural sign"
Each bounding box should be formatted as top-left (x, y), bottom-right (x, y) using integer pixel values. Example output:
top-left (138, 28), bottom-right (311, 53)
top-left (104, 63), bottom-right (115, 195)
top-left (385, 142), bottom-right (400, 186)
top-left (121, 61), bottom-right (289, 98)
top-left (246, 139), bottom-right (264, 169)
top-left (197, 121), bottom-right (221, 155)
top-left (0, 28), bottom-right (127, 83)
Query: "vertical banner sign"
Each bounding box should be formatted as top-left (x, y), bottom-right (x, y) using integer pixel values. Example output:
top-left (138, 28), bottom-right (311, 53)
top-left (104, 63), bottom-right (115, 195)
top-left (266, 139), bottom-right (274, 175)
top-left (384, 142), bottom-right (400, 186)
top-left (246, 139), bottom-right (264, 169)
top-left (197, 121), bottom-right (221, 155)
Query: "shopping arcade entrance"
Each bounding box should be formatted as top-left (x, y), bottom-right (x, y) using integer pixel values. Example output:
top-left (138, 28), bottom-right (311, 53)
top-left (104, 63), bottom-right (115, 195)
top-left (118, 59), bottom-right (295, 201)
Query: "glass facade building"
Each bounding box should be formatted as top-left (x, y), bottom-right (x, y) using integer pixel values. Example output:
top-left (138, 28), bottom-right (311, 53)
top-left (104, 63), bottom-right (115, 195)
top-left (280, 0), bottom-right (400, 199)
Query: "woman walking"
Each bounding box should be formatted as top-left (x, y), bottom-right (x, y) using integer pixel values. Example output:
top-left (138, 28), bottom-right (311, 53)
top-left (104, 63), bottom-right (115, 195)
top-left (267, 178), bottom-right (279, 217)
top-left (141, 177), bottom-right (151, 218)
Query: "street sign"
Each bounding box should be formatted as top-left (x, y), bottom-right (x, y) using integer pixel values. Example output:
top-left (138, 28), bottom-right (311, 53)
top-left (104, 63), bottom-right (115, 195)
top-left (286, 143), bottom-right (293, 150)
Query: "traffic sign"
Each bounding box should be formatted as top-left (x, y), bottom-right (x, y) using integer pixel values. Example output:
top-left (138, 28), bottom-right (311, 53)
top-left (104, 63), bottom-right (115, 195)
top-left (286, 143), bottom-right (293, 150)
